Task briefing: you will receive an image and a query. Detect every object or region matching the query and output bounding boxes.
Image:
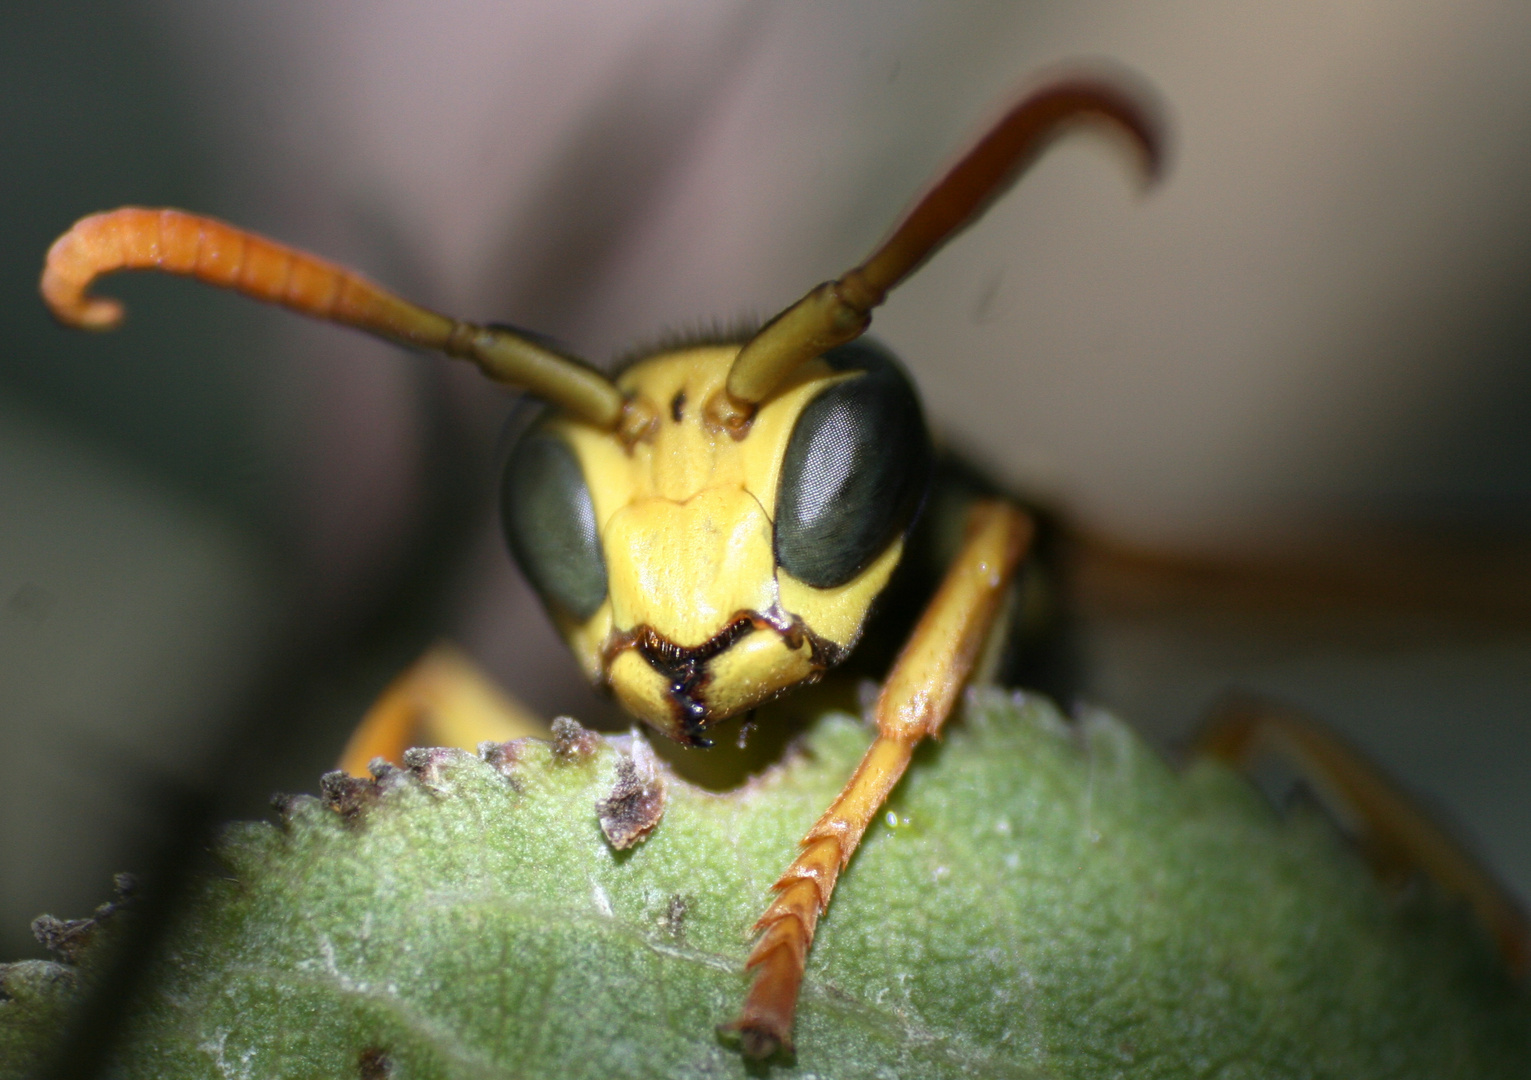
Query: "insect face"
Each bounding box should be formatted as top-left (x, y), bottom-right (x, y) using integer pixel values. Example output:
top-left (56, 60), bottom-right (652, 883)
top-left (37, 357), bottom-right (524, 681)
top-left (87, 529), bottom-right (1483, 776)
top-left (42, 87), bottom-right (1157, 748)
top-left (41, 82), bottom-right (1154, 755)
top-left (501, 340), bottom-right (930, 745)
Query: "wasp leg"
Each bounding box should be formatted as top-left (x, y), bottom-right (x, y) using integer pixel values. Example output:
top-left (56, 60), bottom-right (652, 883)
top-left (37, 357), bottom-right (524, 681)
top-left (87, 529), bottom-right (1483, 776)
top-left (724, 501), bottom-right (1034, 1058)
top-left (337, 642), bottom-right (550, 776)
top-left (1196, 695), bottom-right (1529, 976)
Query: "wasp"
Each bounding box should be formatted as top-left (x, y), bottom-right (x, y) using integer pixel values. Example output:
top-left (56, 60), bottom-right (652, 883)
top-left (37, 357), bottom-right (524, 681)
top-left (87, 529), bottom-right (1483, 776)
top-left (41, 71), bottom-right (1526, 1058)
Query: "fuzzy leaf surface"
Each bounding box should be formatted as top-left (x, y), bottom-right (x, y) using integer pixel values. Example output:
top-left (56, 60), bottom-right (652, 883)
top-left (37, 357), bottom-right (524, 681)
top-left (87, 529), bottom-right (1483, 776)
top-left (3, 691), bottom-right (1527, 1078)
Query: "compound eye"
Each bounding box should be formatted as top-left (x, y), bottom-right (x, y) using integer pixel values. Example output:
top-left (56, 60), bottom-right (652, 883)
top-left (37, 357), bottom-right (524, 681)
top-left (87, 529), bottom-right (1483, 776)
top-left (501, 424), bottom-right (608, 621)
top-left (774, 342), bottom-right (932, 589)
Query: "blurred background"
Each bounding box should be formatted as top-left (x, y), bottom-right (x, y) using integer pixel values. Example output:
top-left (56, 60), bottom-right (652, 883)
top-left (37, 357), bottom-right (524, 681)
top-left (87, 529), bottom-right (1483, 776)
top-left (4, 0), bottom-right (1531, 963)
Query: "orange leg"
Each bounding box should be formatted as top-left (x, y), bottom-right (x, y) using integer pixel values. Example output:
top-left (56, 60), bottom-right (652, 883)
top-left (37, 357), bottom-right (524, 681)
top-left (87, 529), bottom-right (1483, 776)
top-left (1196, 695), bottom-right (1529, 976)
top-left (724, 501), bottom-right (1035, 1058)
top-left (338, 643), bottom-right (549, 776)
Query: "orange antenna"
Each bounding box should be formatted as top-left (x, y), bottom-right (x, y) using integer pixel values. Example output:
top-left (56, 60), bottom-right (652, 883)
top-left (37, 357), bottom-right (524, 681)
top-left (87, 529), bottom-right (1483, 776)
top-left (41, 207), bottom-right (629, 430)
top-left (713, 75), bottom-right (1164, 429)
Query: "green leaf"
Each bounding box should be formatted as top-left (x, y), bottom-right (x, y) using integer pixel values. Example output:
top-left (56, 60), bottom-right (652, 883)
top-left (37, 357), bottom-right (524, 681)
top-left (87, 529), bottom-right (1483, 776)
top-left (4, 691), bottom-right (1528, 1078)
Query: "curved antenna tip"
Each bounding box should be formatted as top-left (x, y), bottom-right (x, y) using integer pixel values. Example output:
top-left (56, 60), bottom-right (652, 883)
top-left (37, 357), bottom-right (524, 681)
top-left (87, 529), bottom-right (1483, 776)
top-left (1026, 62), bottom-right (1171, 187)
top-left (55, 295), bottom-right (125, 331)
top-left (41, 219), bottom-right (130, 331)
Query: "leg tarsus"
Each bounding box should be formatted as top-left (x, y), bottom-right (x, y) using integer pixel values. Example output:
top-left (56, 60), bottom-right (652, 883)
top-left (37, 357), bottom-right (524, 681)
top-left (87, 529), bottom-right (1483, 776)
top-left (727, 501), bottom-right (1034, 1051)
top-left (721, 938), bottom-right (801, 1059)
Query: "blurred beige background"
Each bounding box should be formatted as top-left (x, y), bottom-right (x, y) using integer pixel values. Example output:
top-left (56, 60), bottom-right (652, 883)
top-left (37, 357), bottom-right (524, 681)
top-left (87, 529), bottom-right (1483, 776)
top-left (4, 1), bottom-right (1530, 959)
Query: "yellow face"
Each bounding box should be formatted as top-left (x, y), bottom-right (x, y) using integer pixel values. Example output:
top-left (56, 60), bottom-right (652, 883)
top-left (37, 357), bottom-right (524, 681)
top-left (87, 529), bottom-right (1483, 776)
top-left (502, 343), bottom-right (929, 745)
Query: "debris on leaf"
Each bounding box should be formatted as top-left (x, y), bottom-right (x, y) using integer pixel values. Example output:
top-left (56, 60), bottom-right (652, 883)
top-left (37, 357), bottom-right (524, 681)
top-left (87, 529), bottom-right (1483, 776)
top-left (658, 894), bottom-right (688, 942)
top-left (595, 735), bottom-right (667, 849)
top-left (357, 1046), bottom-right (394, 1079)
top-left (320, 770), bottom-right (378, 819)
top-left (30, 873), bottom-right (137, 965)
top-left (551, 715), bottom-right (599, 761)
top-left (479, 739), bottom-right (523, 781)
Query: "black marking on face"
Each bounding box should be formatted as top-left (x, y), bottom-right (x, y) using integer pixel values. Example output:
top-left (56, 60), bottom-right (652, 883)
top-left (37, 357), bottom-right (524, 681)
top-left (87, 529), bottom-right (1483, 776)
top-left (670, 389), bottom-right (686, 423)
top-left (774, 340), bottom-right (931, 589)
top-left (762, 602), bottom-right (849, 671)
top-left (501, 422), bottom-right (608, 621)
top-left (603, 612), bottom-right (849, 743)
top-left (629, 616), bottom-right (756, 746)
